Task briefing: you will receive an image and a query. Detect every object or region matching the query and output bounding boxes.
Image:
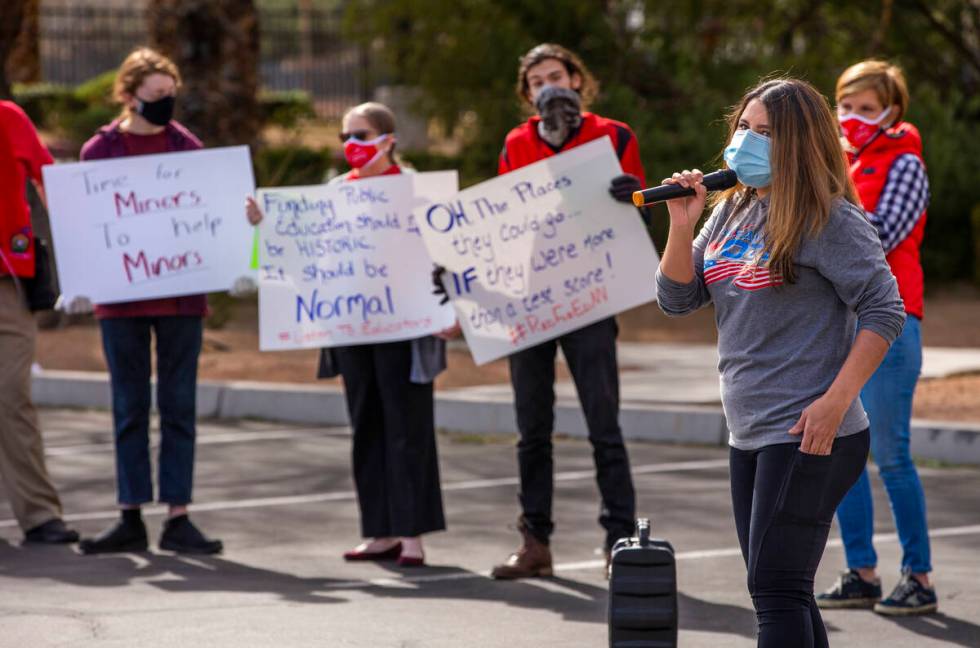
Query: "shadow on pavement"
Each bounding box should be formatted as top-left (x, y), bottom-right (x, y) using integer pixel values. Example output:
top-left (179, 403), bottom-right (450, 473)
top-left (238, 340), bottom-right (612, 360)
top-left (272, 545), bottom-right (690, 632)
top-left (885, 613), bottom-right (980, 647)
top-left (0, 539), bottom-right (755, 638)
top-left (678, 592), bottom-right (756, 639)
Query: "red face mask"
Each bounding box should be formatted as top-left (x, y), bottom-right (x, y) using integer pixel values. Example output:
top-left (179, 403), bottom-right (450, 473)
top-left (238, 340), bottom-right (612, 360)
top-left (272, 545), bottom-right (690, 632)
top-left (343, 134), bottom-right (389, 169)
top-left (838, 106), bottom-right (891, 150)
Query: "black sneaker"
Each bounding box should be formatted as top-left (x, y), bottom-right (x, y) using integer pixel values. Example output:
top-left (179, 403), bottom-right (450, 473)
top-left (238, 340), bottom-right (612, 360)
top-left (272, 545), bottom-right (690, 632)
top-left (816, 569), bottom-right (882, 609)
top-left (874, 569), bottom-right (938, 616)
top-left (79, 519), bottom-right (149, 554)
top-left (24, 518), bottom-right (80, 544)
top-left (159, 515), bottom-right (223, 555)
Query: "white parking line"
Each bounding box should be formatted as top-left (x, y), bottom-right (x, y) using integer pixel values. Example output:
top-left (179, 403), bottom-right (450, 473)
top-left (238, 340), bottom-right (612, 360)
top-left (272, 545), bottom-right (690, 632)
top-left (312, 523), bottom-right (980, 591)
top-left (43, 428), bottom-right (344, 456)
top-left (0, 459), bottom-right (730, 529)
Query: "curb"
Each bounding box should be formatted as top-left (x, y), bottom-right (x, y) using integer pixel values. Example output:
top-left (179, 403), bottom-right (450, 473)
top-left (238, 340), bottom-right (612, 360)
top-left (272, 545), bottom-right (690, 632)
top-left (31, 370), bottom-right (980, 465)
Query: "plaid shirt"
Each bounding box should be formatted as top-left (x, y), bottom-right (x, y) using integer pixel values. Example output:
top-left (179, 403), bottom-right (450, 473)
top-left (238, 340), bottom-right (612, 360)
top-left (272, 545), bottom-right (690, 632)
top-left (870, 153), bottom-right (929, 254)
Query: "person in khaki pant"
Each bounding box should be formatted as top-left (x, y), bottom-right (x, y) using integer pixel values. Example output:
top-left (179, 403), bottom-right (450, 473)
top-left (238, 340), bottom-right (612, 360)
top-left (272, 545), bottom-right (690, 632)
top-left (0, 99), bottom-right (78, 544)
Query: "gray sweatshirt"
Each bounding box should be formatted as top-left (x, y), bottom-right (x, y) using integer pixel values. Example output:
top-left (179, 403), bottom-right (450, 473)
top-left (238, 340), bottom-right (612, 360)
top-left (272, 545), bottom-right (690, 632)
top-left (656, 194), bottom-right (906, 450)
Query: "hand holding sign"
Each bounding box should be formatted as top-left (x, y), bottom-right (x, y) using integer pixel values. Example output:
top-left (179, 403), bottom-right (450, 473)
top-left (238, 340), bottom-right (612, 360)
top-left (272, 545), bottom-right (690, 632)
top-left (415, 138), bottom-right (660, 365)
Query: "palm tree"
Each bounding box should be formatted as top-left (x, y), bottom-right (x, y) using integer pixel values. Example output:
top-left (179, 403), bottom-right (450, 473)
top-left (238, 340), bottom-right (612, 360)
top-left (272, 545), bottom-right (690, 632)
top-left (147, 0), bottom-right (260, 147)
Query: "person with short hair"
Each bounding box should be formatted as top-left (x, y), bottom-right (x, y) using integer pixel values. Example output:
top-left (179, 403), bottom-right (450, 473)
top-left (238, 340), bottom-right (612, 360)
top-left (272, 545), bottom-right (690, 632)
top-left (817, 59), bottom-right (937, 616)
top-left (656, 77), bottom-right (906, 646)
top-left (0, 99), bottom-right (79, 545)
top-left (490, 43), bottom-right (645, 580)
top-left (71, 47), bottom-right (222, 555)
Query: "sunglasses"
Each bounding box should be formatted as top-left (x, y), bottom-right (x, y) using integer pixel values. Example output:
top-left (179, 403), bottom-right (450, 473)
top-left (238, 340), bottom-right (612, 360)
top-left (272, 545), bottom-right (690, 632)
top-left (339, 130), bottom-right (374, 143)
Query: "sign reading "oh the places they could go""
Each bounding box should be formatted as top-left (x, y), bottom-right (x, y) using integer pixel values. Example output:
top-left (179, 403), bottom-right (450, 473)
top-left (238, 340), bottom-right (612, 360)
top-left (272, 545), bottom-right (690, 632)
top-left (416, 138), bottom-right (660, 365)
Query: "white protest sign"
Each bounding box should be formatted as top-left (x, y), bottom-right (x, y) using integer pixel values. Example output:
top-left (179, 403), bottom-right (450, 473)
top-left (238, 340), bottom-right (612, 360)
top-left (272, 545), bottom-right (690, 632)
top-left (43, 146), bottom-right (255, 304)
top-left (257, 171), bottom-right (458, 350)
top-left (416, 138), bottom-right (659, 365)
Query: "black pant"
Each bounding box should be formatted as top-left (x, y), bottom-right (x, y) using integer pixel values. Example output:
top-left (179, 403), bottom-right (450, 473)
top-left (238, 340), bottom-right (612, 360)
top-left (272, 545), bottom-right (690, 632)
top-left (334, 341), bottom-right (446, 538)
top-left (730, 430), bottom-right (870, 648)
top-left (100, 316), bottom-right (202, 505)
top-left (508, 317), bottom-right (635, 549)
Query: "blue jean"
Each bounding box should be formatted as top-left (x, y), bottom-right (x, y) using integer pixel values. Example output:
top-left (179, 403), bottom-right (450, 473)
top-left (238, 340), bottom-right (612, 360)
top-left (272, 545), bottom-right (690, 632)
top-left (835, 315), bottom-right (931, 574)
top-left (100, 316), bottom-right (202, 506)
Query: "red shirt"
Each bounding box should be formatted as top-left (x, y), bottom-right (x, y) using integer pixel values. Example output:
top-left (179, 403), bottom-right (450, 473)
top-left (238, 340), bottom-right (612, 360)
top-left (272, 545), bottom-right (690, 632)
top-left (345, 164), bottom-right (402, 180)
top-left (849, 122), bottom-right (927, 318)
top-left (0, 101), bottom-right (53, 278)
top-left (498, 112), bottom-right (646, 185)
top-left (80, 123), bottom-right (209, 319)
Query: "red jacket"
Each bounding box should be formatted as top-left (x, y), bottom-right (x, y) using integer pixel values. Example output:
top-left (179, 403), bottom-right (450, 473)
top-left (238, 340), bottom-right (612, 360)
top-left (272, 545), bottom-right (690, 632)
top-left (498, 112), bottom-right (646, 184)
top-left (80, 119), bottom-right (208, 319)
top-left (0, 101), bottom-right (53, 278)
top-left (849, 122), bottom-right (927, 318)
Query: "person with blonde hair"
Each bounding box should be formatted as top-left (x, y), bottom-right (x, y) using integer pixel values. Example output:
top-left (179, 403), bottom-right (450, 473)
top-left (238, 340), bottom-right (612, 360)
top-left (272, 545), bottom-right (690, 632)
top-left (69, 47), bottom-right (222, 555)
top-left (246, 102), bottom-right (449, 566)
top-left (655, 78), bottom-right (905, 646)
top-left (817, 60), bottom-right (936, 616)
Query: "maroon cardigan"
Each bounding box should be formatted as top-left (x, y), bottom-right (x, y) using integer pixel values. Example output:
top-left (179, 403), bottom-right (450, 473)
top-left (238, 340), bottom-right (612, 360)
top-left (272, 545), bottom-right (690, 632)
top-left (80, 119), bottom-right (209, 319)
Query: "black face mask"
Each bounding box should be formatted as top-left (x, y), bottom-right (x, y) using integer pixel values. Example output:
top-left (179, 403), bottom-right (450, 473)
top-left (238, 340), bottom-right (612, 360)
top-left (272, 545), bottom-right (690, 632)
top-left (534, 86), bottom-right (582, 148)
top-left (136, 95), bottom-right (176, 126)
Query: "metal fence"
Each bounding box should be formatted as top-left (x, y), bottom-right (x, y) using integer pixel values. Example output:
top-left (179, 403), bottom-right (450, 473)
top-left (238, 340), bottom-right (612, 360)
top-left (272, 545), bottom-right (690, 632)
top-left (38, 3), bottom-right (368, 119)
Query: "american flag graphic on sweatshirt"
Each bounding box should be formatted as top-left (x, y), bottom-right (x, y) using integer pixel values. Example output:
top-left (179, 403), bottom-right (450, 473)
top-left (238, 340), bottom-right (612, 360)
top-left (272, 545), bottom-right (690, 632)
top-left (703, 226), bottom-right (783, 291)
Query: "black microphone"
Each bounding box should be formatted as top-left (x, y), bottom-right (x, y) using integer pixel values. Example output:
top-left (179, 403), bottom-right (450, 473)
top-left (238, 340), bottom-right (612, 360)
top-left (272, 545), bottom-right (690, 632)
top-left (632, 169), bottom-right (738, 207)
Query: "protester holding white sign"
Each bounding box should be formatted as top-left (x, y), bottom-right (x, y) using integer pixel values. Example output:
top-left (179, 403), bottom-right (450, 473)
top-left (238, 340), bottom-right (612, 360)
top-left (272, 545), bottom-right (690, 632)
top-left (254, 174), bottom-right (456, 350)
top-left (247, 102), bottom-right (449, 567)
top-left (64, 48), bottom-right (236, 556)
top-left (429, 44), bottom-right (656, 580)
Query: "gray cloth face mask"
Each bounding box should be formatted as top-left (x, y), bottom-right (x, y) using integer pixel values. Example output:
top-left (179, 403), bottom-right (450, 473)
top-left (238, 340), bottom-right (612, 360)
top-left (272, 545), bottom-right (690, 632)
top-left (535, 85), bottom-right (582, 147)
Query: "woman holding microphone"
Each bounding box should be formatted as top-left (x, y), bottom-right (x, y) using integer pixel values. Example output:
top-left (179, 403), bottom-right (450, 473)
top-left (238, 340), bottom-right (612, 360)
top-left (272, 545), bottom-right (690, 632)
top-left (246, 102), bottom-right (448, 567)
top-left (655, 78), bottom-right (905, 646)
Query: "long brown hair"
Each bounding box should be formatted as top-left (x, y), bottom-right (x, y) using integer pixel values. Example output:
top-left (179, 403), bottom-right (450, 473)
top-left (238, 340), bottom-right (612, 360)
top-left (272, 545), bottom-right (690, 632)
top-left (712, 78), bottom-right (859, 283)
top-left (515, 43), bottom-right (599, 108)
top-left (113, 47), bottom-right (181, 117)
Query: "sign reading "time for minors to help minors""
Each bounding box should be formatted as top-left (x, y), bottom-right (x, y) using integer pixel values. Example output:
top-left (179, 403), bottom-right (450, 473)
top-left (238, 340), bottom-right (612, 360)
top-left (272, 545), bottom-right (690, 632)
top-left (43, 146), bottom-right (256, 304)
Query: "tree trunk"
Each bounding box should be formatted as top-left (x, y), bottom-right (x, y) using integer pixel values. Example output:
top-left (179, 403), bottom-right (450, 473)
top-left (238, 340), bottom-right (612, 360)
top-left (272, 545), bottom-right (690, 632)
top-left (147, 0), bottom-right (260, 147)
top-left (7, 0), bottom-right (40, 87)
top-left (0, 0), bottom-right (28, 99)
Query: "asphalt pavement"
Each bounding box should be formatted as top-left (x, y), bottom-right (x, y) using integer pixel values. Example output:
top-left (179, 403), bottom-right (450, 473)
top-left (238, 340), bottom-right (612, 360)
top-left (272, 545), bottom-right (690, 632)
top-left (1, 409), bottom-right (978, 647)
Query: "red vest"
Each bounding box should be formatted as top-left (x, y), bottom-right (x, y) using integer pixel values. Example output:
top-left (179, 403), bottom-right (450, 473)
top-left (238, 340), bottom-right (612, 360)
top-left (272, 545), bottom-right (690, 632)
top-left (498, 112), bottom-right (646, 185)
top-left (849, 121), bottom-right (927, 318)
top-left (0, 101), bottom-right (53, 278)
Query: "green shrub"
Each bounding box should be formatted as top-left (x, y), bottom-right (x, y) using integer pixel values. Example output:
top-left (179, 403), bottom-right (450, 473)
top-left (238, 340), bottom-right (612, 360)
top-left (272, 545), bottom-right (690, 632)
top-left (14, 72), bottom-right (118, 152)
top-left (258, 89), bottom-right (316, 129)
top-left (12, 82), bottom-right (83, 130)
top-left (252, 145), bottom-right (333, 187)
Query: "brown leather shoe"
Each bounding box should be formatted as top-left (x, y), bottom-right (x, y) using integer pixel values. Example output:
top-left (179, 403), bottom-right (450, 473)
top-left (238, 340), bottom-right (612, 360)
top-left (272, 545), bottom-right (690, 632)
top-left (490, 518), bottom-right (553, 580)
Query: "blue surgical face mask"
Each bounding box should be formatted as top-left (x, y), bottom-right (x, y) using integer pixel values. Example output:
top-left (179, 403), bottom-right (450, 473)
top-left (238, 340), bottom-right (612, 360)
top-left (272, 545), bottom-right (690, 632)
top-left (724, 129), bottom-right (772, 189)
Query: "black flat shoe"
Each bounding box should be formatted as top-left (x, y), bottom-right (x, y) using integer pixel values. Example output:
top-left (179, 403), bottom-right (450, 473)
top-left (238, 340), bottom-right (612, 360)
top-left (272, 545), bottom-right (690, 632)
top-left (23, 518), bottom-right (80, 544)
top-left (79, 519), bottom-right (149, 555)
top-left (159, 515), bottom-right (223, 555)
